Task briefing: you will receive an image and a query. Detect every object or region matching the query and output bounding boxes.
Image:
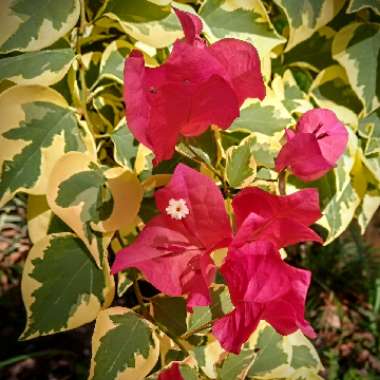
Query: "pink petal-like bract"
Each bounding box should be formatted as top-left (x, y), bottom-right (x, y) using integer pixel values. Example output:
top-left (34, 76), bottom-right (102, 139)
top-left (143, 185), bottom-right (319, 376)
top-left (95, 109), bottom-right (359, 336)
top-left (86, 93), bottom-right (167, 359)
top-left (158, 362), bottom-right (183, 380)
top-left (123, 8), bottom-right (265, 163)
top-left (112, 164), bottom-right (232, 308)
top-left (212, 241), bottom-right (316, 353)
top-left (275, 108), bottom-right (348, 181)
top-left (232, 187), bottom-right (323, 249)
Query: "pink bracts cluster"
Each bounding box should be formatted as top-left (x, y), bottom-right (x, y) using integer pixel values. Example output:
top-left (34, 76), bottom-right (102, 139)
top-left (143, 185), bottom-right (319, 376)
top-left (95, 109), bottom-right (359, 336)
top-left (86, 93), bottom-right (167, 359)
top-left (123, 8), bottom-right (265, 163)
top-left (116, 6), bottom-right (349, 364)
top-left (112, 164), bottom-right (321, 353)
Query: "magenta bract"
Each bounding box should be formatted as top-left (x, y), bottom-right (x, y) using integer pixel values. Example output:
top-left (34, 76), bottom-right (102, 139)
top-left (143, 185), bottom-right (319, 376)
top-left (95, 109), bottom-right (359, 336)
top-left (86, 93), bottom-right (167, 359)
top-left (232, 187), bottom-right (323, 248)
top-left (212, 241), bottom-right (316, 354)
top-left (123, 8), bottom-right (265, 163)
top-left (275, 108), bottom-right (348, 181)
top-left (111, 164), bottom-right (232, 309)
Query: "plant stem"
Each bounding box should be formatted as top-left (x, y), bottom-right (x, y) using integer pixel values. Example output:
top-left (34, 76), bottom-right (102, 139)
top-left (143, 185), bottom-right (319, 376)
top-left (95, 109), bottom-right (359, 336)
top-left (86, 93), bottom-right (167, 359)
top-left (133, 280), bottom-right (150, 320)
top-left (181, 319), bottom-right (215, 340)
top-left (76, 0), bottom-right (94, 134)
top-left (278, 170), bottom-right (287, 195)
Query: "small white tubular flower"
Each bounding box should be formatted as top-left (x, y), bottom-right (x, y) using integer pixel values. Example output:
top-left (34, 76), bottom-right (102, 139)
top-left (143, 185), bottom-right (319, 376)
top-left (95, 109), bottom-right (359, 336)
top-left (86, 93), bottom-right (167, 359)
top-left (166, 198), bottom-right (189, 220)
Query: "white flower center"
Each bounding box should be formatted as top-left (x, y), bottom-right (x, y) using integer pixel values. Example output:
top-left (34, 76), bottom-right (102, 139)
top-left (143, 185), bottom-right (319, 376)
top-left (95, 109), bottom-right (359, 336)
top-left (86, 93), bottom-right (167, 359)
top-left (165, 198), bottom-right (189, 220)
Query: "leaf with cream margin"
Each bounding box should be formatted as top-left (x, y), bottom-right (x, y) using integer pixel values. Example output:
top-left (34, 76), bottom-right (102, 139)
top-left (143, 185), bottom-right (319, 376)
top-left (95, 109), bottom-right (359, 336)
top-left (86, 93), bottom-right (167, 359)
top-left (47, 152), bottom-right (143, 267)
top-left (332, 22), bottom-right (380, 115)
top-left (27, 195), bottom-right (53, 244)
top-left (284, 26), bottom-right (336, 71)
top-left (20, 233), bottom-right (114, 340)
top-left (0, 0), bottom-right (80, 53)
top-left (0, 85), bottom-right (91, 208)
top-left (99, 39), bottom-right (133, 83)
top-left (101, 0), bottom-right (183, 48)
top-left (246, 322), bottom-right (322, 379)
top-left (111, 119), bottom-right (139, 170)
top-left (89, 307), bottom-right (160, 380)
top-left (358, 108), bottom-right (380, 155)
top-left (271, 70), bottom-right (314, 114)
top-left (225, 138), bottom-right (257, 189)
top-left (273, 0), bottom-right (345, 52)
top-left (0, 47), bottom-right (75, 86)
top-left (230, 88), bottom-right (294, 135)
top-left (199, 0), bottom-right (285, 58)
top-left (347, 0), bottom-right (380, 16)
top-left (310, 65), bottom-right (363, 127)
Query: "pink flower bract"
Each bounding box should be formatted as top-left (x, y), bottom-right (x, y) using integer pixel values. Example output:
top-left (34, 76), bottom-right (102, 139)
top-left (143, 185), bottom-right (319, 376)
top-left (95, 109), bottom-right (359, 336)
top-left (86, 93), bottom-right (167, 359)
top-left (212, 241), bottom-right (316, 354)
top-left (232, 187), bottom-right (323, 249)
top-left (123, 8), bottom-right (265, 163)
top-left (111, 164), bottom-right (232, 308)
top-left (275, 108), bottom-right (348, 181)
top-left (158, 362), bottom-right (183, 380)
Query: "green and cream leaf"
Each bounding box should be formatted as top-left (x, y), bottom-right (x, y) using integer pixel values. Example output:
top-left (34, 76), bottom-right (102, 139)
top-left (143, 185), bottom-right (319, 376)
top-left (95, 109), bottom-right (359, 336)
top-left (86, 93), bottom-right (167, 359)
top-left (21, 233), bottom-right (114, 340)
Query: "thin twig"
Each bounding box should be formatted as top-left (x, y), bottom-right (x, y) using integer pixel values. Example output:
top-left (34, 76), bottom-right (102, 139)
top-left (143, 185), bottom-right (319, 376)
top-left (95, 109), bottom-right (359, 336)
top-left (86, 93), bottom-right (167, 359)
top-left (76, 0), bottom-right (94, 134)
top-left (181, 319), bottom-right (215, 340)
top-left (278, 170), bottom-right (287, 195)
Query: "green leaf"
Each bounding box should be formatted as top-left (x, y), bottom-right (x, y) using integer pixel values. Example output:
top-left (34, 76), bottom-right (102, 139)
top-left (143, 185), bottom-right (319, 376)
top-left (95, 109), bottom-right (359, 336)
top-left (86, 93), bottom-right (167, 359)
top-left (0, 96), bottom-right (86, 206)
top-left (332, 22), bottom-right (380, 115)
top-left (230, 101), bottom-right (294, 135)
top-left (21, 233), bottom-right (113, 340)
top-left (0, 0), bottom-right (80, 53)
top-left (0, 48), bottom-right (75, 86)
top-left (347, 0), bottom-right (380, 15)
top-left (273, 0), bottom-right (345, 51)
top-left (290, 345), bottom-right (319, 369)
top-left (225, 139), bottom-right (257, 189)
top-left (152, 296), bottom-right (187, 337)
top-left (199, 0), bottom-right (285, 57)
top-left (188, 286), bottom-right (233, 332)
top-left (248, 326), bottom-right (288, 376)
top-left (111, 120), bottom-right (138, 170)
top-left (89, 307), bottom-right (159, 380)
top-left (179, 364), bottom-right (199, 380)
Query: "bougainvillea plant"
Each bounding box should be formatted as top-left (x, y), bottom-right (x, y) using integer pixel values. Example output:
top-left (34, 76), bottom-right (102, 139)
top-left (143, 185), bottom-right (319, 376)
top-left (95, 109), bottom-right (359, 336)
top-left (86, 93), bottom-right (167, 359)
top-left (0, 0), bottom-right (379, 379)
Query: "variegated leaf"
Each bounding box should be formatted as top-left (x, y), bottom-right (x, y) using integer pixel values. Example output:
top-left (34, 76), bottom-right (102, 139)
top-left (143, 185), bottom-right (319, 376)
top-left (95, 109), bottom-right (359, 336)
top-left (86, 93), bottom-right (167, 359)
top-left (358, 108), bottom-right (380, 155)
top-left (273, 0), bottom-right (345, 51)
top-left (199, 0), bottom-right (285, 58)
top-left (89, 307), bottom-right (160, 380)
top-left (47, 152), bottom-right (143, 267)
top-left (0, 0), bottom-right (80, 53)
top-left (230, 89), bottom-right (294, 135)
top-left (332, 22), bottom-right (380, 115)
top-left (100, 39), bottom-right (133, 83)
top-left (0, 47), bottom-right (75, 86)
top-left (284, 27), bottom-right (336, 71)
top-left (187, 285), bottom-right (233, 333)
top-left (347, 0), bottom-right (380, 15)
top-left (21, 233), bottom-right (114, 340)
top-left (102, 0), bottom-right (183, 48)
top-left (111, 119), bottom-right (138, 170)
top-left (0, 85), bottom-right (89, 207)
top-left (246, 322), bottom-right (323, 379)
top-left (310, 65), bottom-right (362, 127)
top-left (26, 195), bottom-right (53, 244)
top-left (225, 138), bottom-right (257, 189)
top-left (271, 70), bottom-right (314, 114)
